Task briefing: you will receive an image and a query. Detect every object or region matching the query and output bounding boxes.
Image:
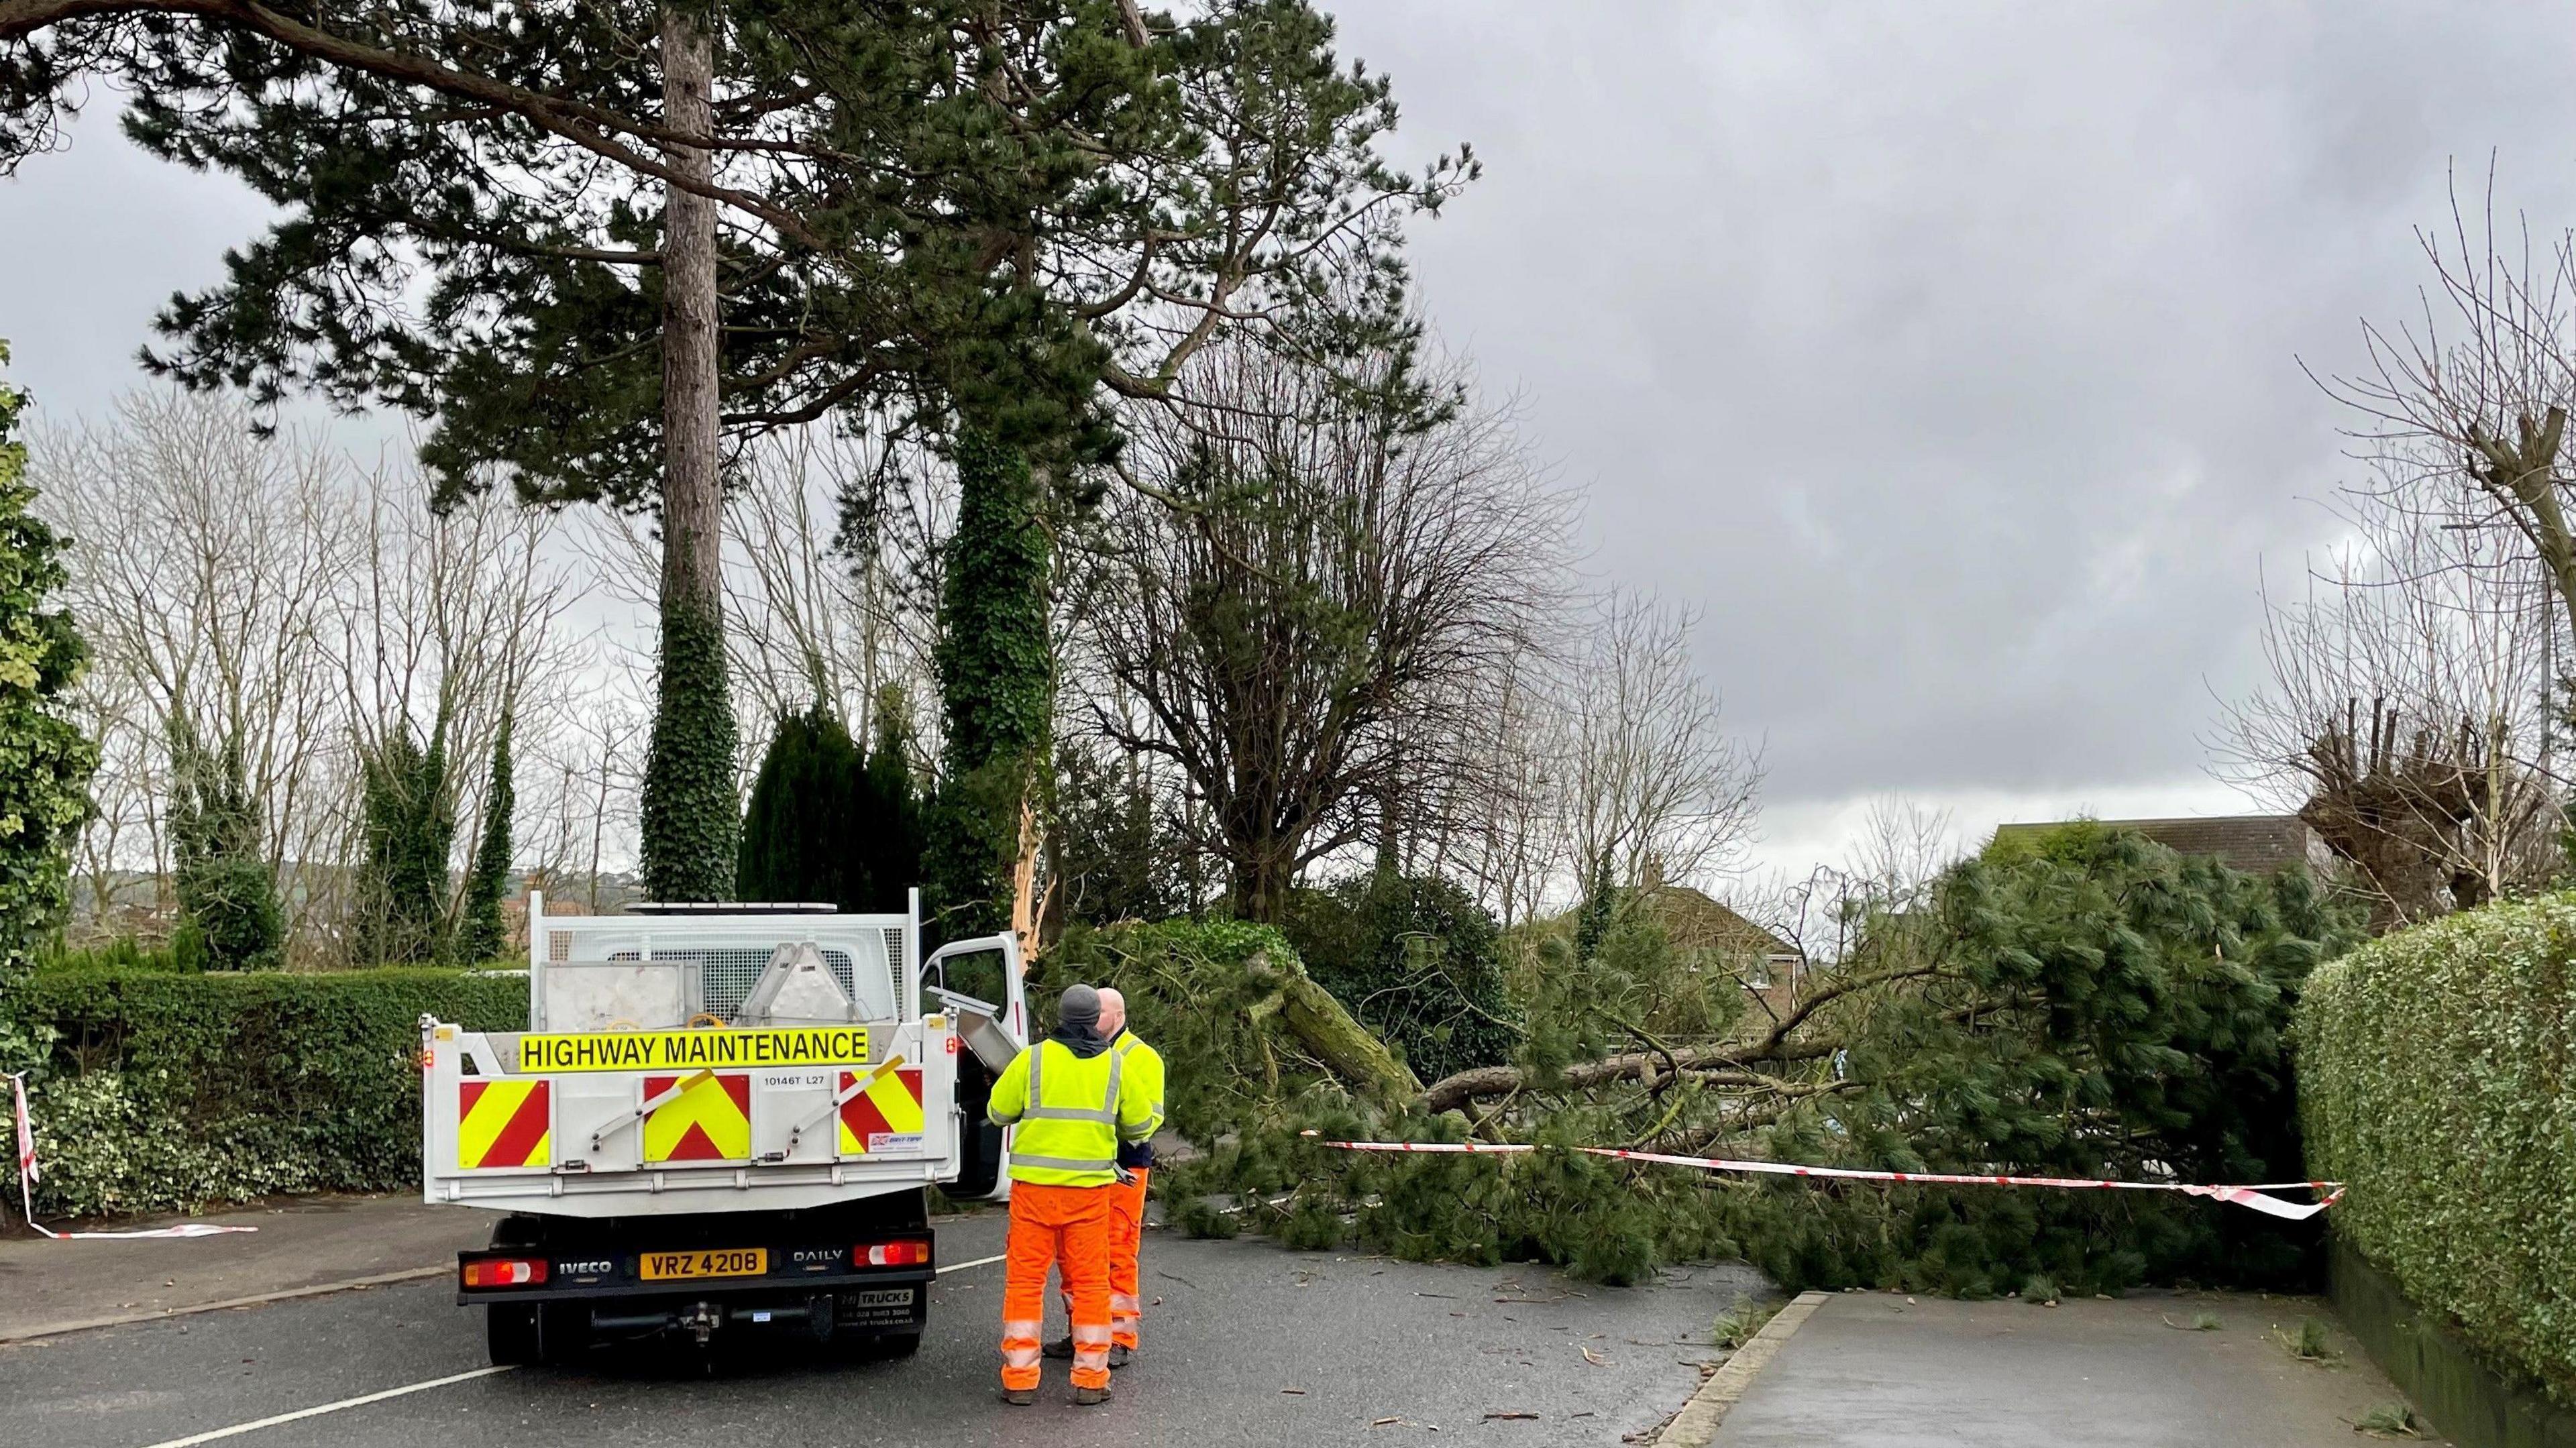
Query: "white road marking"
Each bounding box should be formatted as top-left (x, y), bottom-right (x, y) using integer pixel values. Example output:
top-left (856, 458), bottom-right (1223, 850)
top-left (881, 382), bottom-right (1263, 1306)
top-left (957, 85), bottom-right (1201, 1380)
top-left (136, 1366), bottom-right (519, 1448)
top-left (131, 1250), bottom-right (1008, 1448)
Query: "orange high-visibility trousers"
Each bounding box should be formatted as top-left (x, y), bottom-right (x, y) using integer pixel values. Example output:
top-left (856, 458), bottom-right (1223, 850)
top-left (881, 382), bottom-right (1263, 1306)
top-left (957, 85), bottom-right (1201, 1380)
top-left (1061, 1167), bottom-right (1151, 1350)
top-left (1002, 1180), bottom-right (1114, 1392)
top-left (1108, 1168), bottom-right (1148, 1349)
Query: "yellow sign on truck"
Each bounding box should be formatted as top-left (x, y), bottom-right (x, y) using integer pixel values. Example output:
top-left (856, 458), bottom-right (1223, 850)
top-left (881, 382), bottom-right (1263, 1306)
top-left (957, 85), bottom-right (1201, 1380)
top-left (517, 1026), bottom-right (871, 1073)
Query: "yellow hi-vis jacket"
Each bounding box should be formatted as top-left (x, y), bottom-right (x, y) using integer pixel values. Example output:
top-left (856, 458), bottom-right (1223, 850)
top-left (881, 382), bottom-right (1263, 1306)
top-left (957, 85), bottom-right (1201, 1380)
top-left (986, 1037), bottom-right (1159, 1187)
top-left (1112, 1029), bottom-right (1166, 1143)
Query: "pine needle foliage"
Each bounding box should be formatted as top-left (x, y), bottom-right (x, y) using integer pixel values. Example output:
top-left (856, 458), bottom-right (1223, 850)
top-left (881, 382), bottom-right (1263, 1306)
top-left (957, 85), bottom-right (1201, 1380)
top-left (1070, 826), bottom-right (2355, 1294)
top-left (1728, 826), bottom-right (2355, 1297)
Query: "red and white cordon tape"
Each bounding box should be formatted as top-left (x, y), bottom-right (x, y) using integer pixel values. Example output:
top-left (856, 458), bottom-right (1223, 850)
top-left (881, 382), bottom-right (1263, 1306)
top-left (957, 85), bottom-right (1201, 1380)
top-left (1299, 1134), bottom-right (2343, 1222)
top-left (7, 1072), bottom-right (258, 1241)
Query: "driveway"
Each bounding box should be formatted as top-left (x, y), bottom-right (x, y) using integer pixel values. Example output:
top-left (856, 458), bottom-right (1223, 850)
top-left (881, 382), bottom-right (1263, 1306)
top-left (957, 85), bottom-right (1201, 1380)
top-left (3, 1206), bottom-right (1755, 1447)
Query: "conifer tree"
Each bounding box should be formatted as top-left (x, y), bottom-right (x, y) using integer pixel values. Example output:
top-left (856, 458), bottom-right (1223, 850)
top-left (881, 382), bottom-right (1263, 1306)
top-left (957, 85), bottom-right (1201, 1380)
top-left (456, 718), bottom-right (515, 962)
top-left (5, 1), bottom-right (1472, 924)
top-left (736, 706), bottom-right (863, 908)
top-left (854, 688), bottom-right (926, 913)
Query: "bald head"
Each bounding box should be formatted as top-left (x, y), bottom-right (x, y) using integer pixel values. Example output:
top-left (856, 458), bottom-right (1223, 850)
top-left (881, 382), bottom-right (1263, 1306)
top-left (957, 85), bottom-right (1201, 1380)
top-left (1096, 987), bottom-right (1127, 1038)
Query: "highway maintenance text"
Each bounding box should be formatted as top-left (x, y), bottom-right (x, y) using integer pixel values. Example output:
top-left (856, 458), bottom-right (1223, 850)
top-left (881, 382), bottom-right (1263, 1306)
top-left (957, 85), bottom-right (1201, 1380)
top-left (517, 1027), bottom-right (873, 1073)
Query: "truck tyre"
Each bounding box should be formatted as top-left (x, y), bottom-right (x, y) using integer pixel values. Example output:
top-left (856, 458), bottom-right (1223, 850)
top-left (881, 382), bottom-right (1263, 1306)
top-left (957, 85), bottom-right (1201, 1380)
top-left (487, 1304), bottom-right (542, 1366)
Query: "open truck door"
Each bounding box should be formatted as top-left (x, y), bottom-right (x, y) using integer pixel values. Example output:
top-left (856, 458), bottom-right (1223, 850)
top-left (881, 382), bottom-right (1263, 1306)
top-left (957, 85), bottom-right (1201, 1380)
top-left (920, 931), bottom-right (1027, 1201)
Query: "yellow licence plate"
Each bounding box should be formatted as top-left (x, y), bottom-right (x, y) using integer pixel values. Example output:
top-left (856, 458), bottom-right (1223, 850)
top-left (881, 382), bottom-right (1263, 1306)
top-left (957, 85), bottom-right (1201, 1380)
top-left (639, 1248), bottom-right (767, 1281)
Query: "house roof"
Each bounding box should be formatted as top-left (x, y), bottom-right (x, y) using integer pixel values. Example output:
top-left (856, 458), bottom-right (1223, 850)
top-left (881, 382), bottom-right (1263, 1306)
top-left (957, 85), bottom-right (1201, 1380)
top-left (1988, 814), bottom-right (2331, 876)
top-left (1639, 884), bottom-right (1804, 962)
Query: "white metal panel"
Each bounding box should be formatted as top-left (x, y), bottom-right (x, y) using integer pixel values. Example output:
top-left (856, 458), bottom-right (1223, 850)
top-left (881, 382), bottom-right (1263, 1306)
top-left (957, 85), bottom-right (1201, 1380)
top-left (555, 1074), bottom-right (640, 1173)
top-left (538, 960), bottom-right (694, 1033)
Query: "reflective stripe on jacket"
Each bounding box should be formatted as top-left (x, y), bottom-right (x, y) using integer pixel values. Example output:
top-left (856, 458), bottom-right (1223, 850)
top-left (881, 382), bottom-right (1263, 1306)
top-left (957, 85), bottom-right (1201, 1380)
top-left (986, 1037), bottom-right (1159, 1187)
top-left (1112, 1030), bottom-right (1166, 1168)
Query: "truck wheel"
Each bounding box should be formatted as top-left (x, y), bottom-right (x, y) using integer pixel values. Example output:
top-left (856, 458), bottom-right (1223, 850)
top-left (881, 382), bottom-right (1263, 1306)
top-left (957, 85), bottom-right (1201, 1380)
top-left (487, 1304), bottom-right (541, 1366)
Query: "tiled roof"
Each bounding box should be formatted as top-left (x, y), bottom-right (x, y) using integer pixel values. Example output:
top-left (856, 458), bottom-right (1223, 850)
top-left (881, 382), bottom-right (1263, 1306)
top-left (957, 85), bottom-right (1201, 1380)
top-left (1640, 884), bottom-right (1805, 962)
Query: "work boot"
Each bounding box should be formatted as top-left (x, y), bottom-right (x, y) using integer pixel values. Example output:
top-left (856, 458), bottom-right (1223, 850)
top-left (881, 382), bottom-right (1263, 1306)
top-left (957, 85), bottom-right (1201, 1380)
top-left (1108, 1345), bottom-right (1132, 1370)
top-left (1002, 1388), bottom-right (1036, 1407)
top-left (1073, 1384), bottom-right (1111, 1406)
top-left (1042, 1335), bottom-right (1075, 1359)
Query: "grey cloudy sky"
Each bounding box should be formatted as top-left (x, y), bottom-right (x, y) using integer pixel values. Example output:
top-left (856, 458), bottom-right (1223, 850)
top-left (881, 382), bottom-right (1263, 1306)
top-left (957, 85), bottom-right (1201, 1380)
top-left (7, 1), bottom-right (2576, 874)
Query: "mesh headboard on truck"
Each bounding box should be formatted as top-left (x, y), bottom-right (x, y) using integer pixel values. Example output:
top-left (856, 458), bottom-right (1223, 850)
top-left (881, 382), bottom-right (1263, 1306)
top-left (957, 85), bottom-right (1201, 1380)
top-left (527, 902), bottom-right (913, 1029)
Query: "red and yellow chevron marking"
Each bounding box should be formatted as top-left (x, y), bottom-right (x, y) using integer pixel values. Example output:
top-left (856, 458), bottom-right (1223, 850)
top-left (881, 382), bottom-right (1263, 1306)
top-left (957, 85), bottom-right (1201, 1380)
top-left (458, 1079), bottom-right (551, 1170)
top-left (642, 1072), bottom-right (751, 1163)
top-left (838, 1068), bottom-right (926, 1154)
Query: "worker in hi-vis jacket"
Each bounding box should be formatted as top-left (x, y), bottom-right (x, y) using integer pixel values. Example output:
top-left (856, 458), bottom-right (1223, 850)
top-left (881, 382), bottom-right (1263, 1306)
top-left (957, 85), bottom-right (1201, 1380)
top-left (1046, 986), bottom-right (1165, 1368)
top-left (985, 983), bottom-right (1159, 1406)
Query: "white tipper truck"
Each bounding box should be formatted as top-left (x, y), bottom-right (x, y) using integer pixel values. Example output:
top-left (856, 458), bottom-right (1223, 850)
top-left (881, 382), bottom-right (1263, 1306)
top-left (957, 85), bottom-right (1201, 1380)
top-left (420, 892), bottom-right (1027, 1364)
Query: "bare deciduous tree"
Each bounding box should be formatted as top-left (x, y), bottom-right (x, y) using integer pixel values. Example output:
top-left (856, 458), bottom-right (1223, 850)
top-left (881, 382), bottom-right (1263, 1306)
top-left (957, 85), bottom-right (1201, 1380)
top-left (327, 463), bottom-right (583, 950)
top-left (578, 427), bottom-right (950, 789)
top-left (2213, 490), bottom-right (2560, 930)
top-left (36, 392), bottom-right (590, 959)
top-left (1089, 339), bottom-right (1574, 922)
top-left (2326, 172), bottom-right (2576, 643)
top-left (35, 392), bottom-right (356, 941)
top-left (1558, 588), bottom-right (1764, 897)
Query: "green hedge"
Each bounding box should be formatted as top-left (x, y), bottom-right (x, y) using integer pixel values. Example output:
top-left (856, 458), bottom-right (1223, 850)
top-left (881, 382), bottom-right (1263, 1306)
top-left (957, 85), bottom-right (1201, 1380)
top-left (2300, 894), bottom-right (2576, 1404)
top-left (7, 965), bottom-right (526, 1218)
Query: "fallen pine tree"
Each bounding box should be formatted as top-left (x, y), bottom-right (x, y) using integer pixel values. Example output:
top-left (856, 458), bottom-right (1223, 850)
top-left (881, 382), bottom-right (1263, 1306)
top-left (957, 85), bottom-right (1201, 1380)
top-left (1040, 822), bottom-right (2359, 1295)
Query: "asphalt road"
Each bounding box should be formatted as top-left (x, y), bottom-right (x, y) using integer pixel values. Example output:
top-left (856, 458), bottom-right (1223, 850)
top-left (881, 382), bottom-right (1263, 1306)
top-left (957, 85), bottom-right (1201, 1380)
top-left (3, 1211), bottom-right (1759, 1447)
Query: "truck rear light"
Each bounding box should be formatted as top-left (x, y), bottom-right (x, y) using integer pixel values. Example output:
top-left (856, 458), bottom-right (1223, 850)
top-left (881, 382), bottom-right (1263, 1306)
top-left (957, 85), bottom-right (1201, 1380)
top-left (461, 1256), bottom-right (549, 1288)
top-left (859, 1239), bottom-right (930, 1267)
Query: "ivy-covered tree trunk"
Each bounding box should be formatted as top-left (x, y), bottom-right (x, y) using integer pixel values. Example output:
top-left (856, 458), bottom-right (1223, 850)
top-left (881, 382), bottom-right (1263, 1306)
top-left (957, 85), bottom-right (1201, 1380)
top-left (637, 9), bottom-right (739, 903)
top-left (0, 343), bottom-right (97, 984)
top-left (170, 720), bottom-right (283, 970)
top-left (356, 715), bottom-right (455, 965)
top-left (927, 432), bottom-right (1051, 942)
top-left (456, 718), bottom-right (513, 962)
